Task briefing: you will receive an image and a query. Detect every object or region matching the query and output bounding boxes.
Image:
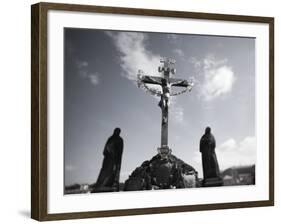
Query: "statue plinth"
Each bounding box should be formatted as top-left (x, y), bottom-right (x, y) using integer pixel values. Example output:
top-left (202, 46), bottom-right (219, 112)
top-left (92, 186), bottom-right (117, 193)
top-left (203, 177), bottom-right (223, 187)
top-left (124, 153), bottom-right (198, 191)
top-left (157, 145), bottom-right (172, 159)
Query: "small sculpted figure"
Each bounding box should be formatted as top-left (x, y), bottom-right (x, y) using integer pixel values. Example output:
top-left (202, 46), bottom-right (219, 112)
top-left (200, 127), bottom-right (221, 182)
top-left (93, 128), bottom-right (123, 192)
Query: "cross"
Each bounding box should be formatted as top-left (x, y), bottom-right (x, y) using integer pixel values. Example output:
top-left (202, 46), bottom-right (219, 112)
top-left (137, 57), bottom-right (194, 157)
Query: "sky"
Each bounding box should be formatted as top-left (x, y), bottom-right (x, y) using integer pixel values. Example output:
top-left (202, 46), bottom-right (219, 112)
top-left (64, 28), bottom-right (256, 186)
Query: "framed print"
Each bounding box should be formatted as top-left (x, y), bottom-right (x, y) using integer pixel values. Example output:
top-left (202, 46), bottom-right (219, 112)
top-left (31, 2), bottom-right (274, 221)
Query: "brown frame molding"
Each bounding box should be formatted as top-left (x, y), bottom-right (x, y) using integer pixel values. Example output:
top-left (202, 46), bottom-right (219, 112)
top-left (31, 2), bottom-right (274, 221)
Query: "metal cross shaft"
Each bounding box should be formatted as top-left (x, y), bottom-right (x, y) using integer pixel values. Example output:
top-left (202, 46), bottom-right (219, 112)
top-left (138, 58), bottom-right (193, 156)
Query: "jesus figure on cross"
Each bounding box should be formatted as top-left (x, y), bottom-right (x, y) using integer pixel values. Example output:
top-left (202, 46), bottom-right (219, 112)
top-left (158, 79), bottom-right (171, 124)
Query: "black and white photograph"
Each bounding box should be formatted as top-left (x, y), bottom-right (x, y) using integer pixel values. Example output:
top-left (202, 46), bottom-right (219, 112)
top-left (64, 28), bottom-right (256, 194)
top-left (29, 2), bottom-right (274, 221)
top-left (0, 0), bottom-right (278, 222)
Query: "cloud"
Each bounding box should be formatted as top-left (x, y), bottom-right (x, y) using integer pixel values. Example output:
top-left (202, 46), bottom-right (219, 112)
top-left (169, 98), bottom-right (185, 124)
top-left (189, 57), bottom-right (201, 69)
top-left (76, 60), bottom-right (88, 68)
top-left (192, 151), bottom-right (201, 164)
top-left (166, 34), bottom-right (179, 43)
top-left (65, 164), bottom-right (75, 172)
top-left (107, 31), bottom-right (187, 124)
top-left (65, 40), bottom-right (75, 56)
top-left (216, 136), bottom-right (256, 170)
top-left (106, 31), bottom-right (161, 81)
top-left (218, 138), bottom-right (236, 152)
top-left (88, 73), bottom-right (100, 86)
top-left (167, 34), bottom-right (178, 39)
top-left (76, 60), bottom-right (100, 86)
top-left (190, 55), bottom-right (235, 101)
top-left (192, 136), bottom-right (256, 172)
top-left (170, 104), bottom-right (184, 123)
top-left (173, 49), bottom-right (184, 57)
top-left (202, 66), bottom-right (235, 100)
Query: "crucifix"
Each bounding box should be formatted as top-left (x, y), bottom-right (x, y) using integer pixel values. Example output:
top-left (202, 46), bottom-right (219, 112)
top-left (137, 57), bottom-right (194, 158)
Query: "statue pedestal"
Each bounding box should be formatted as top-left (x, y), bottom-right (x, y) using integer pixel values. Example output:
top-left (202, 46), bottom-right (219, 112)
top-left (157, 145), bottom-right (171, 158)
top-left (124, 153), bottom-right (198, 191)
top-left (203, 177), bottom-right (223, 187)
top-left (92, 186), bottom-right (118, 193)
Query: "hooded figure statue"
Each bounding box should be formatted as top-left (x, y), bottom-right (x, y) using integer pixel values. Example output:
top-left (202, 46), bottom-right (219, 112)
top-left (200, 127), bottom-right (221, 182)
top-left (93, 128), bottom-right (123, 192)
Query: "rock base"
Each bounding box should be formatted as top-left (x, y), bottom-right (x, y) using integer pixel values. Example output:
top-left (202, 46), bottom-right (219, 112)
top-left (124, 153), bottom-right (198, 191)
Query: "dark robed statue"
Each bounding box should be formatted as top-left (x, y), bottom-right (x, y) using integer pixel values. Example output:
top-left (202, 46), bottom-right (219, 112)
top-left (200, 127), bottom-right (222, 186)
top-left (93, 128), bottom-right (123, 192)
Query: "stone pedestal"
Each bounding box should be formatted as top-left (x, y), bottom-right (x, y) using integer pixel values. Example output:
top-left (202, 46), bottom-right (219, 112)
top-left (203, 177), bottom-right (223, 187)
top-left (124, 153), bottom-right (198, 191)
top-left (91, 185), bottom-right (118, 193)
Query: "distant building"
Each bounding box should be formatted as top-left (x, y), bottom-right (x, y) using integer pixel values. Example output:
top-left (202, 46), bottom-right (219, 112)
top-left (65, 183), bottom-right (91, 194)
top-left (221, 165), bottom-right (255, 186)
top-left (80, 184), bottom-right (90, 192)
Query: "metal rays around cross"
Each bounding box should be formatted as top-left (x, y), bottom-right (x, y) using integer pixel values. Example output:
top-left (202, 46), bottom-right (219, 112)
top-left (137, 57), bottom-right (194, 158)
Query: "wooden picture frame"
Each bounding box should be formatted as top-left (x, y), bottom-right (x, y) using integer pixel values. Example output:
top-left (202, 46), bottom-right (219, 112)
top-left (31, 2), bottom-right (274, 221)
